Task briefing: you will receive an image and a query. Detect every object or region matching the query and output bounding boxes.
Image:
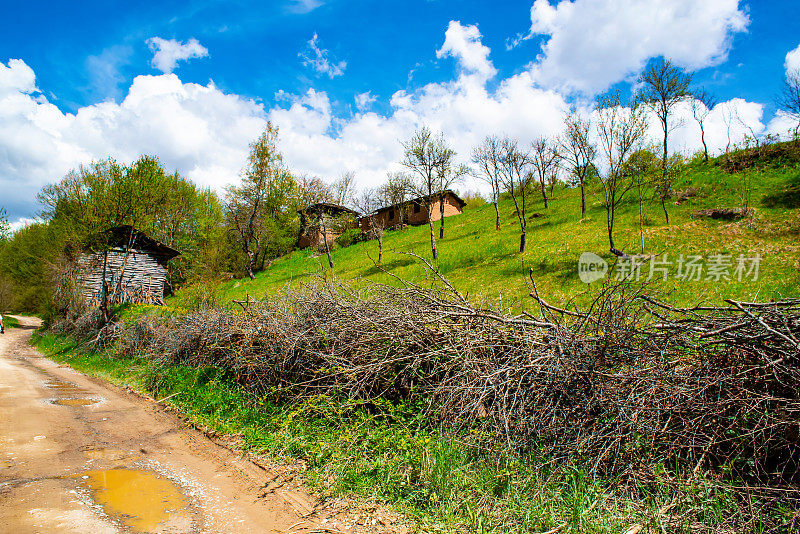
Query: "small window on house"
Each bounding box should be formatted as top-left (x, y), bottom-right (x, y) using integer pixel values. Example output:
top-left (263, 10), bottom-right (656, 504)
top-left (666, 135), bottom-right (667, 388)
top-left (413, 203), bottom-right (421, 214)
top-left (388, 209), bottom-right (395, 220)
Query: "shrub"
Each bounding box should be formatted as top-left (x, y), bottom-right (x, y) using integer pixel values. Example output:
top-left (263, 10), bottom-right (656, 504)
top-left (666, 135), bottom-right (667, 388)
top-left (461, 190), bottom-right (486, 210)
top-left (335, 228), bottom-right (367, 248)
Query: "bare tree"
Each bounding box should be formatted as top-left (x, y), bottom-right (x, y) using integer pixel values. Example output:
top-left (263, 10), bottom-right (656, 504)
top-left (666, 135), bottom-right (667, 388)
top-left (401, 127), bottom-right (456, 260)
top-left (355, 188), bottom-right (386, 264)
top-left (622, 148), bottom-right (658, 253)
top-left (721, 101), bottom-right (737, 154)
top-left (596, 91), bottom-right (649, 257)
top-left (471, 136), bottom-right (504, 231)
top-left (497, 137), bottom-right (531, 253)
top-left (295, 173), bottom-right (333, 208)
top-left (639, 57), bottom-right (691, 224)
top-left (558, 112), bottom-right (596, 218)
top-left (331, 171), bottom-right (357, 209)
top-left (295, 175), bottom-right (336, 269)
top-left (778, 69), bottom-right (800, 141)
top-left (435, 159), bottom-right (467, 239)
top-left (530, 136), bottom-right (559, 209)
top-left (379, 172), bottom-right (412, 226)
top-left (690, 88), bottom-right (717, 162)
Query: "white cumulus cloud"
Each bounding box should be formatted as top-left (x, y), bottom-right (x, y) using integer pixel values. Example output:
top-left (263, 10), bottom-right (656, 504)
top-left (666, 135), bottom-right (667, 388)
top-left (146, 37), bottom-right (209, 74)
top-left (786, 43), bottom-right (800, 73)
top-left (436, 21), bottom-right (497, 80)
top-left (527, 0), bottom-right (749, 93)
top-left (0, 59), bottom-right (266, 221)
top-left (354, 91), bottom-right (377, 112)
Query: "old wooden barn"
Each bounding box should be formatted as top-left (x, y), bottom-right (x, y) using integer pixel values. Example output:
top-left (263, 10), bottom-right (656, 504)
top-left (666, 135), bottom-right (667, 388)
top-left (80, 226), bottom-right (181, 306)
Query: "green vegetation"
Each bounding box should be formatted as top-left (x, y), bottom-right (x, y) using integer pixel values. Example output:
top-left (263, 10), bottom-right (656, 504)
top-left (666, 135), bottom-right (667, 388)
top-left (33, 332), bottom-right (760, 533)
top-left (172, 154), bottom-right (800, 312)
top-left (2, 315), bottom-right (20, 329)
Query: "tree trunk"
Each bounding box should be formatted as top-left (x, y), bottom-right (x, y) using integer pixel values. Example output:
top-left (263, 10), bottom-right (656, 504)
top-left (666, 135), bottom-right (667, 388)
top-left (700, 123), bottom-right (709, 162)
top-left (378, 233), bottom-right (383, 264)
top-left (493, 201), bottom-right (500, 231)
top-left (100, 250), bottom-right (110, 324)
top-left (607, 206), bottom-right (623, 257)
top-left (439, 195), bottom-right (445, 239)
top-left (246, 251), bottom-right (256, 280)
top-left (540, 180), bottom-right (549, 209)
top-left (661, 126), bottom-right (671, 224)
top-left (639, 185), bottom-right (645, 253)
top-left (321, 222), bottom-right (334, 269)
top-left (427, 207), bottom-right (438, 260)
top-left (579, 180), bottom-right (586, 218)
top-left (519, 229), bottom-right (526, 253)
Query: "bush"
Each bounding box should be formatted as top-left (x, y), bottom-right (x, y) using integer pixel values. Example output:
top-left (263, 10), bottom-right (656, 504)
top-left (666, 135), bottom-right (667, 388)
top-left (335, 228), bottom-right (367, 248)
top-left (461, 190), bottom-right (487, 210)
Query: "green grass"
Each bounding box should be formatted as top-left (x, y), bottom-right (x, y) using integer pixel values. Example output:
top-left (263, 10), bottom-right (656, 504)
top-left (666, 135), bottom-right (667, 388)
top-left (2, 315), bottom-right (21, 330)
top-left (171, 159), bottom-right (800, 312)
top-left (32, 331), bottom-right (773, 533)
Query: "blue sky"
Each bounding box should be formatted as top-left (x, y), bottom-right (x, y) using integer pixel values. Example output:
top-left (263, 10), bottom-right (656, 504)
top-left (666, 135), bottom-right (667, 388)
top-left (2, 0), bottom-right (800, 223)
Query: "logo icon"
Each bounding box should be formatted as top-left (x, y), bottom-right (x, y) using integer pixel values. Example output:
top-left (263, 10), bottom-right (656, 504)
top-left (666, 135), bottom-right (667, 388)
top-left (578, 252), bottom-right (608, 283)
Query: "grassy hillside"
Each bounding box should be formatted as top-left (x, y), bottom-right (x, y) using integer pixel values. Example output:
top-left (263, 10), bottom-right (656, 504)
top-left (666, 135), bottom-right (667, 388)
top-left (172, 153), bottom-right (800, 311)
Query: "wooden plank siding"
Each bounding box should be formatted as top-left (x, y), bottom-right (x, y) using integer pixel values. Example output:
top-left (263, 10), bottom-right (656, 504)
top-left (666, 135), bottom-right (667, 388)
top-left (80, 248), bottom-right (171, 306)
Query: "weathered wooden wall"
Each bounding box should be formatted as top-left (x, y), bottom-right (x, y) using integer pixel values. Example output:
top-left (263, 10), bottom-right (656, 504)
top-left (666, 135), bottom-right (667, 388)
top-left (80, 248), bottom-right (169, 305)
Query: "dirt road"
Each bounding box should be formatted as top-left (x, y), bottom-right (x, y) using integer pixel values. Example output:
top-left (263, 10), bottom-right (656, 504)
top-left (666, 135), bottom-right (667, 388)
top-left (0, 317), bottom-right (396, 534)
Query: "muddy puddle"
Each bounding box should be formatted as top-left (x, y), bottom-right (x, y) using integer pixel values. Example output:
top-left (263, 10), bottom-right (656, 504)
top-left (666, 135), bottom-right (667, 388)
top-left (45, 381), bottom-right (87, 394)
top-left (51, 398), bottom-right (100, 406)
top-left (74, 468), bottom-right (192, 532)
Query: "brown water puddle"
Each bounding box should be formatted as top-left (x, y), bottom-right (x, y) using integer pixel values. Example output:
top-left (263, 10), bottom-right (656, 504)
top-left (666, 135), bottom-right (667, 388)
top-left (74, 468), bottom-right (191, 532)
top-left (52, 398), bottom-right (99, 406)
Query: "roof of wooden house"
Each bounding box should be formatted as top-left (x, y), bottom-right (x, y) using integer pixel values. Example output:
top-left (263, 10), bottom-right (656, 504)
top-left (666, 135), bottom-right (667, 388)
top-left (298, 203), bottom-right (360, 226)
top-left (103, 226), bottom-right (181, 260)
top-left (372, 190), bottom-right (466, 216)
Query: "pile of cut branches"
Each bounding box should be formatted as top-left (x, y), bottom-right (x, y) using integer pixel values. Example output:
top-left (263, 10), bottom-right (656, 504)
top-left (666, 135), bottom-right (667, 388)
top-left (109, 270), bottom-right (800, 488)
top-left (54, 259), bottom-right (800, 524)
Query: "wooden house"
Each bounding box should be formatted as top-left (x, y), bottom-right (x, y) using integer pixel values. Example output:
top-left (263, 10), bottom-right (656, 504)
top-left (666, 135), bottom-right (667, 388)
top-left (80, 226), bottom-right (181, 306)
top-left (359, 190), bottom-right (466, 231)
top-left (298, 203), bottom-right (360, 249)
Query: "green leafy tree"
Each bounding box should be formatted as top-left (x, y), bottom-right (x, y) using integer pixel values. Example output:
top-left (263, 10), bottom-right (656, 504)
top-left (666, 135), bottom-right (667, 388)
top-left (0, 207), bottom-right (9, 242)
top-left (225, 123), bottom-right (298, 279)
